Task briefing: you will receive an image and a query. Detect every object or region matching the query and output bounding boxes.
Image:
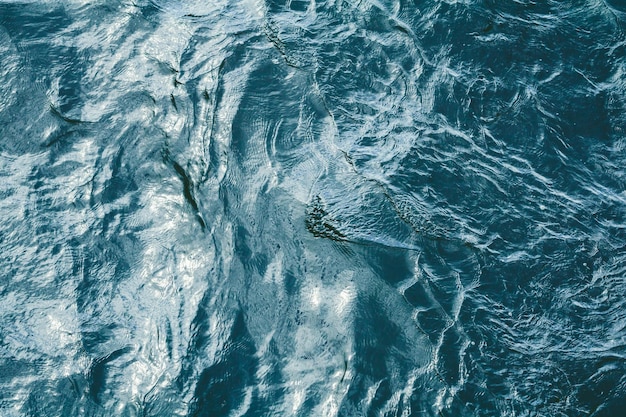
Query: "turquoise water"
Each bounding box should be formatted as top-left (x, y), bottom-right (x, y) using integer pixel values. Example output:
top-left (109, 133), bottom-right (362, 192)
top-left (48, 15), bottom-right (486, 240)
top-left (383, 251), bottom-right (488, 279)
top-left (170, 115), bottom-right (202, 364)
top-left (1, 1), bottom-right (626, 416)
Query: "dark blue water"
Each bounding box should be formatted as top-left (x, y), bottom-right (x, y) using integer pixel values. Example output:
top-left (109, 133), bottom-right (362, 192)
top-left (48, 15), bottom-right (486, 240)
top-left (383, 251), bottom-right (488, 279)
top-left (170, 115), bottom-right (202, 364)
top-left (1, 1), bottom-right (626, 416)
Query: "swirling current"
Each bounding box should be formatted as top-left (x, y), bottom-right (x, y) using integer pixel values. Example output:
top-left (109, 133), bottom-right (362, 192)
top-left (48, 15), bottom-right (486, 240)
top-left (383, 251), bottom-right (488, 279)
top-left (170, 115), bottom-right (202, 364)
top-left (1, 1), bottom-right (626, 416)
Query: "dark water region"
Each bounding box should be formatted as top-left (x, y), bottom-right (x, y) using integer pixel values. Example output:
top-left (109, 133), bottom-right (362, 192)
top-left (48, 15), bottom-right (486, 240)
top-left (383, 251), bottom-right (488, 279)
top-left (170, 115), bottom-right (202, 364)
top-left (1, 0), bottom-right (626, 415)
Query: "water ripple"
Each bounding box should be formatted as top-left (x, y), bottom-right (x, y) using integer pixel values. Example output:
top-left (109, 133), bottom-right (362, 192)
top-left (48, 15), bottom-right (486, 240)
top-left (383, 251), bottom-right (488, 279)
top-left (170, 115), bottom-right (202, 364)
top-left (1, 0), bottom-right (626, 416)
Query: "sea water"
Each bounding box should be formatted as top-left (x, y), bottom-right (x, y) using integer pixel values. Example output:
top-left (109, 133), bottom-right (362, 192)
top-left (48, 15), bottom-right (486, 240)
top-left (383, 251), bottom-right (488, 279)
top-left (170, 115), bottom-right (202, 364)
top-left (1, 1), bottom-right (625, 416)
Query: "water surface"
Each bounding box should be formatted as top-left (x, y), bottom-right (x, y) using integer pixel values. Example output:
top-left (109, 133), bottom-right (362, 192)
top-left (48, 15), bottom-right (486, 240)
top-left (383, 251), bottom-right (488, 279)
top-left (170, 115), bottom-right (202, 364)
top-left (1, 1), bottom-right (626, 416)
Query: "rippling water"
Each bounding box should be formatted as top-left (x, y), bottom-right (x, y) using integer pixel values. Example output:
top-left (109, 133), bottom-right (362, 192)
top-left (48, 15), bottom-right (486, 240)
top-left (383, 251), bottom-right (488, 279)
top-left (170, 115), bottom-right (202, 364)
top-left (1, 1), bottom-right (626, 416)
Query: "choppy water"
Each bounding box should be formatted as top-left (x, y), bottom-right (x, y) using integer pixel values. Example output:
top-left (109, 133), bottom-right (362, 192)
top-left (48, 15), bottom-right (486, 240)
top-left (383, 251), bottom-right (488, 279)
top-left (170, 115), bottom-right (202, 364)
top-left (1, 1), bottom-right (626, 416)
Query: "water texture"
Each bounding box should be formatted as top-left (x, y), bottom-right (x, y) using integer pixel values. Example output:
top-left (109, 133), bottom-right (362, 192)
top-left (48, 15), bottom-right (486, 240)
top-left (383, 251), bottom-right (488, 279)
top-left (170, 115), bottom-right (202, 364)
top-left (1, 0), bottom-right (625, 416)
